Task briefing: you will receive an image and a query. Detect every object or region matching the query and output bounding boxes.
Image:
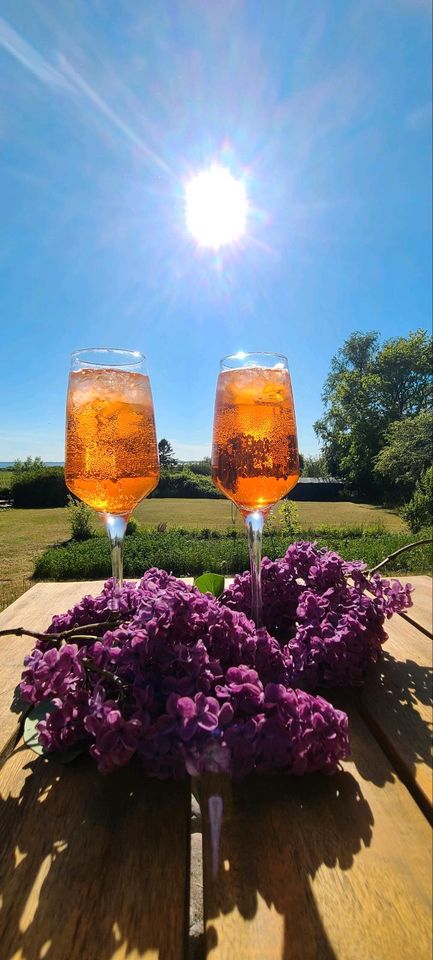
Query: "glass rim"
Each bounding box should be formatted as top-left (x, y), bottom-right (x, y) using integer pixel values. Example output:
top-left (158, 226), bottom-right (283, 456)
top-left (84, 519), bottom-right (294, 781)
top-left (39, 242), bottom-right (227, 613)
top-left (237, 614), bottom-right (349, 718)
top-left (220, 351), bottom-right (288, 370)
top-left (71, 347), bottom-right (146, 368)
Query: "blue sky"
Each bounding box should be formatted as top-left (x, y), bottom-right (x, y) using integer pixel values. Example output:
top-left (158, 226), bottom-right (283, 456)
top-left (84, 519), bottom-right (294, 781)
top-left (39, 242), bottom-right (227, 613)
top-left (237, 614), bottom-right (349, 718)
top-left (0, 0), bottom-right (431, 462)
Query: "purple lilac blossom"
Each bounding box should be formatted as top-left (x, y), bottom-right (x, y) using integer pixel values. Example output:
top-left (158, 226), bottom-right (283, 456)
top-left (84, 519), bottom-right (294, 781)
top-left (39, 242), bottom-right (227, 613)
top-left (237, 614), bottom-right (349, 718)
top-left (222, 542), bottom-right (412, 689)
top-left (19, 550), bottom-right (411, 779)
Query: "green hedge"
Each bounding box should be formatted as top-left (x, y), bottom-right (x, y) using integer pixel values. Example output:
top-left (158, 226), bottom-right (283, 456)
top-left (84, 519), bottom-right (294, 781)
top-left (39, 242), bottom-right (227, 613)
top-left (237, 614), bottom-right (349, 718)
top-left (11, 468), bottom-right (69, 508)
top-left (33, 528), bottom-right (433, 580)
top-left (151, 471), bottom-right (222, 499)
top-left (11, 466), bottom-right (396, 508)
top-left (9, 466), bottom-right (221, 507)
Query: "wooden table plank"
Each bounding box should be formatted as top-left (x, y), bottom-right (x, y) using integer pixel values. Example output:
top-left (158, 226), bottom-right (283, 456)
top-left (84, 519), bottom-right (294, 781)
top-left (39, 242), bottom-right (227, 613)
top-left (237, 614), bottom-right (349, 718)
top-left (0, 746), bottom-right (190, 960)
top-left (398, 576), bottom-right (432, 637)
top-left (0, 579), bottom-right (195, 763)
top-left (0, 577), bottom-right (431, 960)
top-left (0, 579), bottom-right (195, 959)
top-left (0, 581), bottom-right (108, 762)
top-left (200, 708), bottom-right (432, 960)
top-left (359, 613), bottom-right (432, 816)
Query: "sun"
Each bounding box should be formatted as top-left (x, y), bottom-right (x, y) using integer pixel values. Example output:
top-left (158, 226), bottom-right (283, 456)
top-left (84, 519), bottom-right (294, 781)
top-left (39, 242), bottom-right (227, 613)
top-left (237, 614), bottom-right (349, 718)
top-left (185, 165), bottom-right (248, 250)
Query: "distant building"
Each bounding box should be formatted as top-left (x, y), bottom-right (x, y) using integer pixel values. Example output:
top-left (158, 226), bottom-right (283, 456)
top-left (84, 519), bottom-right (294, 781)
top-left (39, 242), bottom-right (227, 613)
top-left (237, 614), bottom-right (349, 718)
top-left (289, 477), bottom-right (343, 501)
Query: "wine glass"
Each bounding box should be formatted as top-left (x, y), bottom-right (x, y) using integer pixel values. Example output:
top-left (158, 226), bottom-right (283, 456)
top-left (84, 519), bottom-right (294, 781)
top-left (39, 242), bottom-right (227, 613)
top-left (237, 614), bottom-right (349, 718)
top-left (65, 348), bottom-right (159, 607)
top-left (212, 352), bottom-right (299, 626)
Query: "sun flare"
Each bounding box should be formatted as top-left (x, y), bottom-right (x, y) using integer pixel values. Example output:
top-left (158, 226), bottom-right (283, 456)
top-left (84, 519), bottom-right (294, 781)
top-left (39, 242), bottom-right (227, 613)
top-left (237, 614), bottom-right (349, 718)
top-left (185, 165), bottom-right (248, 249)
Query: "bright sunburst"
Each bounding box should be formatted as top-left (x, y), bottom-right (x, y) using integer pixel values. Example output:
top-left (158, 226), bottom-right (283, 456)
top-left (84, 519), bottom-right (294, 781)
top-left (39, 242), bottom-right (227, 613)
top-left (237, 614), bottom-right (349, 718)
top-left (185, 165), bottom-right (248, 250)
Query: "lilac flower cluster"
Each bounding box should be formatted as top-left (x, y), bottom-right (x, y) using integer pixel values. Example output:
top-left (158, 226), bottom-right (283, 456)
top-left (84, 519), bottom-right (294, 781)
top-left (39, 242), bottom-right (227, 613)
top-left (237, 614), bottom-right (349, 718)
top-left (222, 542), bottom-right (412, 689)
top-left (20, 546), bottom-right (411, 780)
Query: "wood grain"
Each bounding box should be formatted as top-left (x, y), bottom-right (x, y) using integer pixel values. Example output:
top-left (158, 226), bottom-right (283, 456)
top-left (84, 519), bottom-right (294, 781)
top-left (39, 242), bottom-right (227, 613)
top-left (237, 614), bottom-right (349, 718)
top-left (1, 577), bottom-right (431, 960)
top-left (397, 575), bottom-right (432, 637)
top-left (0, 581), bottom-right (108, 762)
top-left (0, 746), bottom-right (190, 960)
top-left (359, 613), bottom-right (432, 815)
top-left (200, 708), bottom-right (432, 960)
top-left (0, 579), bottom-right (195, 763)
top-left (0, 580), bottom-right (195, 960)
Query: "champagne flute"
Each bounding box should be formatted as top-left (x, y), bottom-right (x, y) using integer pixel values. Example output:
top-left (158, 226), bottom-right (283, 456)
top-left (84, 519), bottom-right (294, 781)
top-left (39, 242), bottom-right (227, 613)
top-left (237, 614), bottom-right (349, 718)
top-left (212, 352), bottom-right (299, 626)
top-left (65, 348), bottom-right (159, 607)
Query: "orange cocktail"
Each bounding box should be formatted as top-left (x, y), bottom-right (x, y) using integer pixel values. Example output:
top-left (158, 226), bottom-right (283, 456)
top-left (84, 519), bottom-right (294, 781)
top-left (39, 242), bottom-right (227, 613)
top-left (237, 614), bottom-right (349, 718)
top-left (65, 367), bottom-right (159, 515)
top-left (212, 365), bottom-right (299, 516)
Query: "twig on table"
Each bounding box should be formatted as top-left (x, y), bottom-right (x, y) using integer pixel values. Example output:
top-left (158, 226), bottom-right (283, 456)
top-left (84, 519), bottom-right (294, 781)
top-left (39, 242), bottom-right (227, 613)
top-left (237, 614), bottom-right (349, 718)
top-left (0, 616), bottom-right (123, 645)
top-left (58, 617), bottom-right (122, 639)
top-left (0, 626), bottom-right (56, 643)
top-left (367, 538), bottom-right (433, 576)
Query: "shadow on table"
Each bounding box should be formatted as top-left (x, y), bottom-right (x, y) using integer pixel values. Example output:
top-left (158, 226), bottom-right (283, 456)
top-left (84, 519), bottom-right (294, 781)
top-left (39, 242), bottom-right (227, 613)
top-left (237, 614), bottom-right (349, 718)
top-left (200, 766), bottom-right (374, 960)
top-left (355, 651), bottom-right (433, 793)
top-left (2, 648), bottom-right (431, 960)
top-left (0, 752), bottom-right (190, 960)
top-left (199, 650), bottom-right (433, 960)
top-left (9, 682), bottom-right (27, 715)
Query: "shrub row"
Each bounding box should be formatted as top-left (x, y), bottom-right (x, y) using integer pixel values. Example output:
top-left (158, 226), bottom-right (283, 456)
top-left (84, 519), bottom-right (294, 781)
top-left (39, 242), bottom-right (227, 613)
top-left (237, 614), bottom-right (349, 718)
top-left (33, 528), bottom-right (433, 581)
top-left (10, 467), bottom-right (221, 507)
top-left (151, 471), bottom-right (222, 499)
top-left (11, 468), bottom-right (68, 508)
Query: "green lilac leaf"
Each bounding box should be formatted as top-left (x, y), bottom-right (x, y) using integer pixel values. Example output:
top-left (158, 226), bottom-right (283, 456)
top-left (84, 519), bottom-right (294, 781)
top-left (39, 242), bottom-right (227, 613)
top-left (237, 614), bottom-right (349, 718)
top-left (194, 572), bottom-right (225, 598)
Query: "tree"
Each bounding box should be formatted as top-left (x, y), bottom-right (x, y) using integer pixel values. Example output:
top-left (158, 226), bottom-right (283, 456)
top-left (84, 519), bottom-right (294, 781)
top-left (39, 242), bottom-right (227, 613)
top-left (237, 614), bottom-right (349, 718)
top-left (314, 332), bottom-right (383, 497)
top-left (13, 456), bottom-right (45, 474)
top-left (183, 457), bottom-right (212, 476)
top-left (374, 330), bottom-right (433, 420)
top-left (401, 466), bottom-right (433, 533)
top-left (158, 439), bottom-right (177, 470)
top-left (301, 454), bottom-right (329, 478)
top-left (374, 411), bottom-right (433, 500)
top-left (314, 330), bottom-right (432, 500)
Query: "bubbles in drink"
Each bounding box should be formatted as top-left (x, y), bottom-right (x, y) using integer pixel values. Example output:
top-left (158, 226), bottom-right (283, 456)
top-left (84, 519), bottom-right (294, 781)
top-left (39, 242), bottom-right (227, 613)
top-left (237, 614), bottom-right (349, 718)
top-left (212, 367), bottom-right (299, 514)
top-left (65, 368), bottom-right (159, 513)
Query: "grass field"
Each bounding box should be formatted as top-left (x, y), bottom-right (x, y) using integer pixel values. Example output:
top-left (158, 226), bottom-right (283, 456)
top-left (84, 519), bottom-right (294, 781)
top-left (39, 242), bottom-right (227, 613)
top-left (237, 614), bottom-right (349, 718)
top-left (0, 498), bottom-right (409, 609)
top-left (136, 498), bottom-right (406, 532)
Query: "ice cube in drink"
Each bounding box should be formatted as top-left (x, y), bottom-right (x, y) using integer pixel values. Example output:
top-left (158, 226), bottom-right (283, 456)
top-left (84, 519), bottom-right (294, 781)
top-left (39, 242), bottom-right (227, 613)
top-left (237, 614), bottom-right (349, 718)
top-left (65, 367), bottom-right (159, 513)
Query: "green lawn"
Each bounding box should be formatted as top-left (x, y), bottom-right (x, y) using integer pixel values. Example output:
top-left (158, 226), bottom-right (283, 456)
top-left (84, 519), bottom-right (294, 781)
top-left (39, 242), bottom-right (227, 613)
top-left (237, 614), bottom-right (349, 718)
top-left (135, 498), bottom-right (405, 532)
top-left (0, 507), bottom-right (71, 608)
top-left (0, 497), bottom-right (408, 609)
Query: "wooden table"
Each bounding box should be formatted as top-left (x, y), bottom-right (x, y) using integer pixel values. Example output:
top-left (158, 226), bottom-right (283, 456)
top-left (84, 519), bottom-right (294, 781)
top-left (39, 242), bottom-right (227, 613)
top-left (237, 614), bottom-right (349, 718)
top-left (0, 576), bottom-right (431, 960)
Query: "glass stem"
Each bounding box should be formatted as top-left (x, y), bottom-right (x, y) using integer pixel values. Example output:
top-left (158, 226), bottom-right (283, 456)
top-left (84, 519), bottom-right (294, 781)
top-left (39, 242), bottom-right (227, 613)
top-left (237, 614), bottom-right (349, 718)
top-left (246, 511), bottom-right (265, 628)
top-left (104, 513), bottom-right (129, 609)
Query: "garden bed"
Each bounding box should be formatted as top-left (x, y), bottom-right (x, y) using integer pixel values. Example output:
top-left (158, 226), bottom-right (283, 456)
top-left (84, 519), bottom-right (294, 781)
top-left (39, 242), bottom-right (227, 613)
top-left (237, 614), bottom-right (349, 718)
top-left (34, 527), bottom-right (433, 580)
